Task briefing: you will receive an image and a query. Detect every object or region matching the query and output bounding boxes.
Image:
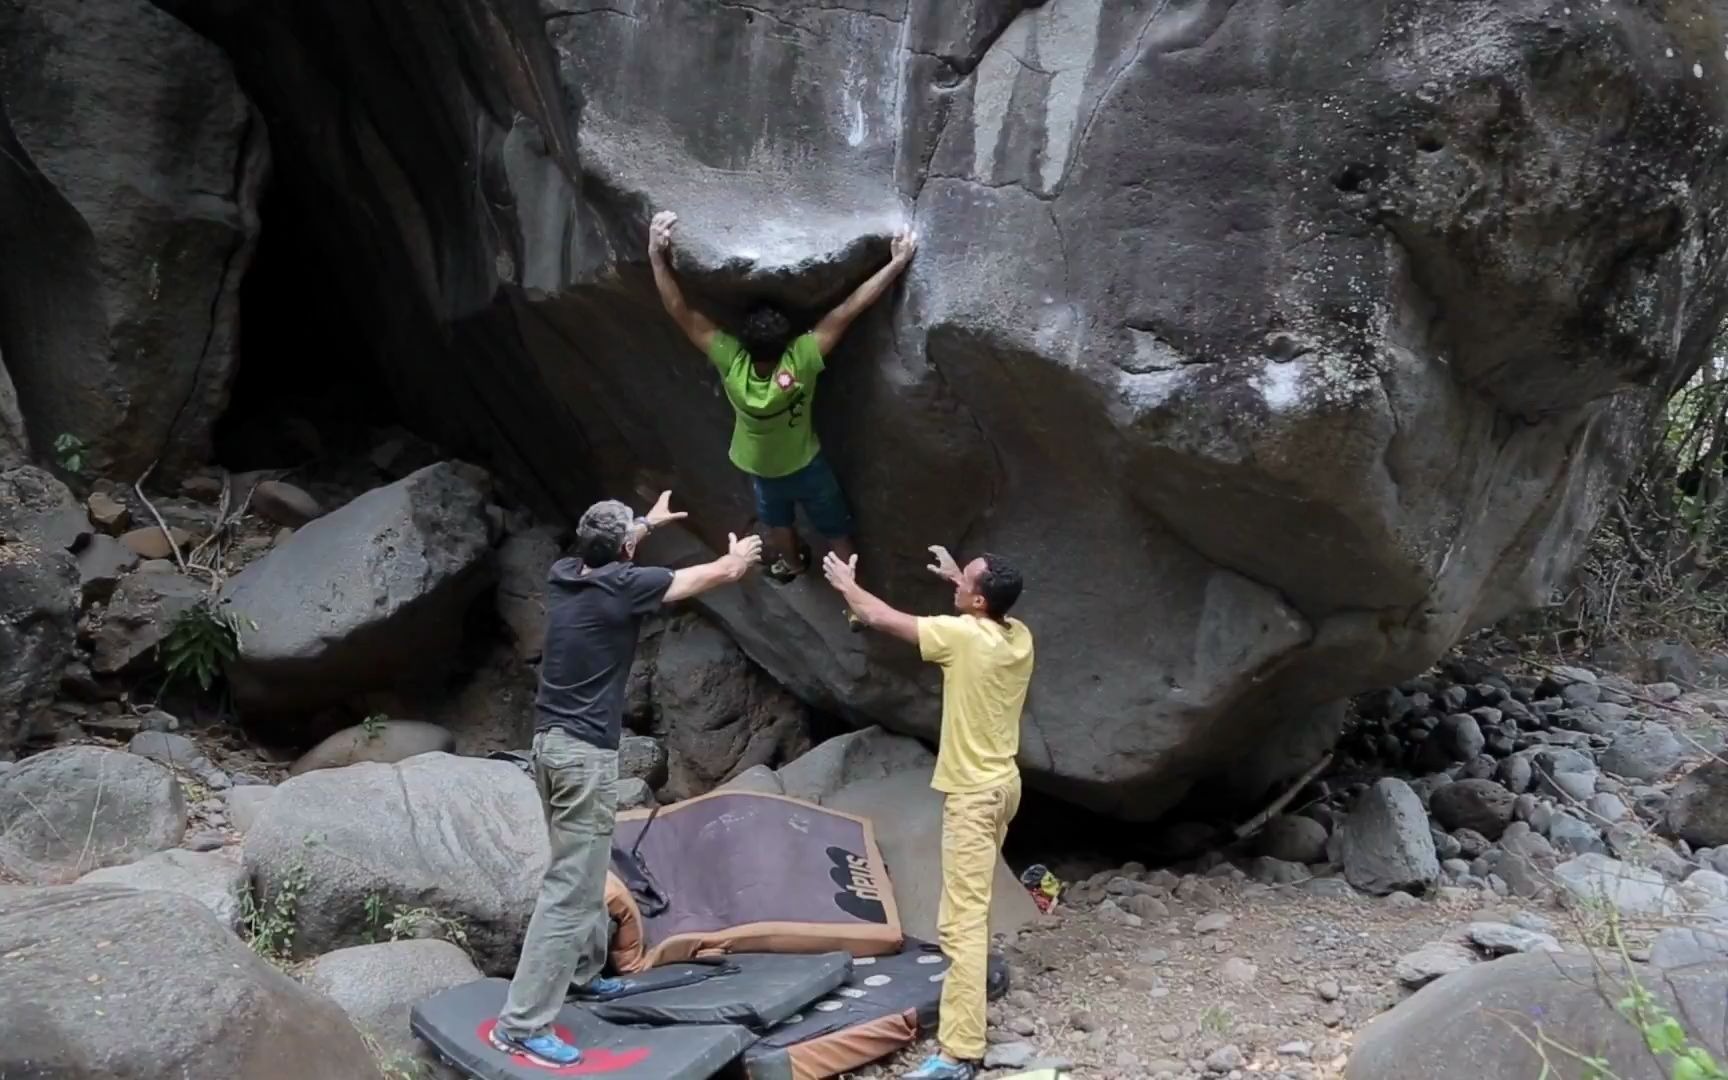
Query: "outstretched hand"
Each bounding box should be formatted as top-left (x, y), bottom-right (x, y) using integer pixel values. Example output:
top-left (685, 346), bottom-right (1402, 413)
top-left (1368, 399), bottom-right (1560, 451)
top-left (926, 544), bottom-right (961, 583)
top-left (822, 550), bottom-right (859, 591)
top-left (649, 211), bottom-right (678, 255)
top-left (727, 532), bottom-right (763, 564)
top-left (890, 225), bottom-right (918, 266)
top-left (645, 489), bottom-right (687, 529)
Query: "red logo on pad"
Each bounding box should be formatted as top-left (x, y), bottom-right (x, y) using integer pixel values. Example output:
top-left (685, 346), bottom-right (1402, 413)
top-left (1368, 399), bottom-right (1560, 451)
top-left (475, 1020), bottom-right (650, 1075)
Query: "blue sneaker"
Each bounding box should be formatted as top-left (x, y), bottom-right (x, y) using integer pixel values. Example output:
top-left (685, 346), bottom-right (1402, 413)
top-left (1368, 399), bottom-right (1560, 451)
top-left (901, 1054), bottom-right (976, 1080)
top-left (489, 1025), bottom-right (582, 1067)
top-left (576, 975), bottom-right (626, 998)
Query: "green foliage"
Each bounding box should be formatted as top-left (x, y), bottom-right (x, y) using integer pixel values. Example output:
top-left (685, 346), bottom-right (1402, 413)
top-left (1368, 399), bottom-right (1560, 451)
top-left (1619, 982), bottom-right (1728, 1080)
top-left (1199, 1004), bottom-right (1232, 1036)
top-left (160, 599), bottom-right (241, 692)
top-left (241, 852), bottom-right (310, 963)
top-left (52, 433), bottom-right (87, 476)
top-left (361, 713), bottom-right (387, 741)
top-left (359, 891), bottom-right (472, 957)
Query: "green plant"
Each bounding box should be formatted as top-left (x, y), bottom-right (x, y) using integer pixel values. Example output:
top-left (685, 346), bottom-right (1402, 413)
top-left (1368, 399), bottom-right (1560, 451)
top-left (361, 713), bottom-right (387, 741)
top-left (160, 599), bottom-right (242, 692)
top-left (384, 905), bottom-right (471, 954)
top-left (241, 853), bottom-right (310, 963)
top-left (361, 891), bottom-right (387, 944)
top-left (1200, 1004), bottom-right (1233, 1036)
top-left (361, 1033), bottom-right (428, 1080)
top-left (1618, 981), bottom-right (1728, 1080)
top-left (53, 433), bottom-right (87, 476)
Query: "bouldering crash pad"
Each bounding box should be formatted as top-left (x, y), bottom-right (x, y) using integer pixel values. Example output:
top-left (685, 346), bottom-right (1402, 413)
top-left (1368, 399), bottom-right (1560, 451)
top-left (605, 790), bottom-right (902, 972)
top-left (741, 938), bottom-right (1009, 1080)
top-left (588, 952), bottom-right (852, 1031)
top-left (409, 978), bottom-right (752, 1080)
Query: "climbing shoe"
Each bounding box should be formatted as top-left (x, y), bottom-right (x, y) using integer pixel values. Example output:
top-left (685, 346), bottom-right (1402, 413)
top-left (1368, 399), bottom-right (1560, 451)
top-left (846, 609), bottom-right (865, 633)
top-left (764, 541), bottom-right (812, 585)
top-left (488, 1025), bottom-right (582, 1067)
top-left (901, 1055), bottom-right (977, 1080)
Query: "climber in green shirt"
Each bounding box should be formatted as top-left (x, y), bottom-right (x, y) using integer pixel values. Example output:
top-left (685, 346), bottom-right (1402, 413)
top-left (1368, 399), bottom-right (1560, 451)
top-left (648, 209), bottom-right (917, 584)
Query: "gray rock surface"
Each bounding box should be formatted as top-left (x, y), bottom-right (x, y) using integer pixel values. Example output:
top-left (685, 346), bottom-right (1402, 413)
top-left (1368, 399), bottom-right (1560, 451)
top-left (0, 470), bottom-right (79, 751)
top-left (1394, 941), bottom-right (1477, 988)
top-left (0, 885), bottom-right (377, 1079)
top-left (1256, 814), bottom-right (1330, 865)
top-left (613, 776), bottom-right (655, 811)
top-left (649, 615), bottom-right (811, 800)
top-left (494, 525), bottom-right (560, 662)
top-left (77, 848), bottom-right (246, 930)
top-left (224, 784), bottom-right (276, 834)
top-left (302, 939), bottom-right (478, 1078)
top-left (75, 534), bottom-right (138, 604)
top-left (1555, 853), bottom-right (1683, 918)
top-left (618, 734), bottom-right (669, 790)
top-left (1335, 779), bottom-right (1440, 895)
top-left (90, 568), bottom-right (207, 677)
top-left (0, 355), bottom-right (25, 465)
top-left (129, 730), bottom-right (228, 789)
top-left (244, 752), bottom-right (545, 973)
top-left (1665, 760), bottom-right (1728, 850)
top-left (1348, 952), bottom-right (1728, 1080)
top-left (151, 0), bottom-right (1728, 819)
top-left (0, 746), bottom-right (185, 882)
top-left (0, 0), bottom-right (266, 479)
top-left (289, 719), bottom-right (456, 775)
top-left (1464, 921), bottom-right (1561, 956)
top-left (1650, 927), bottom-right (1728, 971)
top-left (1599, 722), bottom-right (1687, 782)
top-left (1428, 780), bottom-right (1515, 840)
top-left (221, 462), bottom-right (496, 714)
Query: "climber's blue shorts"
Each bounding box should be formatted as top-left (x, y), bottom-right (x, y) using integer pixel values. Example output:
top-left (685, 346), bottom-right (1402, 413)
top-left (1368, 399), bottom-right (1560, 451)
top-left (751, 453), bottom-right (854, 539)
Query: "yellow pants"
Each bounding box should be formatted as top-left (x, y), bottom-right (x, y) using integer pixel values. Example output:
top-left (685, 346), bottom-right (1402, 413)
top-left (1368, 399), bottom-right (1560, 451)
top-left (936, 775), bottom-right (1022, 1061)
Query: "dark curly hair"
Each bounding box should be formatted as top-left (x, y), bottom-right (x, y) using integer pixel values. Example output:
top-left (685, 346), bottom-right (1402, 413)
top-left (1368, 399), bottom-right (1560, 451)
top-left (739, 303), bottom-right (793, 363)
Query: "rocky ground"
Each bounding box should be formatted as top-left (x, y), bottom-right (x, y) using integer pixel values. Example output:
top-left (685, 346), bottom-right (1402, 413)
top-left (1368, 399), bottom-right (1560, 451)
top-left (9, 444), bottom-right (1728, 1079)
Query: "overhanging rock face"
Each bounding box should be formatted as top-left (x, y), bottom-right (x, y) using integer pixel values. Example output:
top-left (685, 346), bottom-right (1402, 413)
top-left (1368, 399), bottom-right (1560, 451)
top-left (156, 0), bottom-right (1728, 817)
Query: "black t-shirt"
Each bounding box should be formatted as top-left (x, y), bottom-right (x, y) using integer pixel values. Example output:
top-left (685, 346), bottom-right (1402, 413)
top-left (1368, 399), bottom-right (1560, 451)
top-left (535, 558), bottom-right (674, 749)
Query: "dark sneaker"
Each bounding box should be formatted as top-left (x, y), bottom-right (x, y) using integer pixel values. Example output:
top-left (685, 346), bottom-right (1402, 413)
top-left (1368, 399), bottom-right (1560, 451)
top-left (901, 1055), bottom-right (977, 1080)
top-left (489, 1025), bottom-right (582, 1067)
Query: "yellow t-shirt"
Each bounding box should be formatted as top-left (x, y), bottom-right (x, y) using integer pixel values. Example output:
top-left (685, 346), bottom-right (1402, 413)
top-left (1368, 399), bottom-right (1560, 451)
top-left (917, 614), bottom-right (1035, 794)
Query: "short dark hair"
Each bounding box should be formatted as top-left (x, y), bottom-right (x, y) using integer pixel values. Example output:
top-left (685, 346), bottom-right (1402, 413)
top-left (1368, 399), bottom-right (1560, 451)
top-left (739, 303), bottom-right (792, 361)
top-left (976, 553), bottom-right (1023, 618)
top-left (575, 500), bottom-right (633, 567)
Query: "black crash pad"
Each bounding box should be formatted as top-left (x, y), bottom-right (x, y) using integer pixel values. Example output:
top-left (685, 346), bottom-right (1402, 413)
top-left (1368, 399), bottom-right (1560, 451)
top-left (742, 939), bottom-right (1009, 1080)
top-left (585, 952), bottom-right (853, 1031)
top-left (410, 978), bottom-right (753, 1080)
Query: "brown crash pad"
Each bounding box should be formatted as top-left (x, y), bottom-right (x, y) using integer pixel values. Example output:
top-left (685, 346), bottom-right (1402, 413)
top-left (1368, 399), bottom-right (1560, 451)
top-left (605, 790), bottom-right (902, 973)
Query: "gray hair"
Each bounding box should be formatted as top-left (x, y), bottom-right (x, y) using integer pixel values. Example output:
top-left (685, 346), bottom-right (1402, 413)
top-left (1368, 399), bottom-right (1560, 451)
top-left (575, 499), bottom-right (636, 566)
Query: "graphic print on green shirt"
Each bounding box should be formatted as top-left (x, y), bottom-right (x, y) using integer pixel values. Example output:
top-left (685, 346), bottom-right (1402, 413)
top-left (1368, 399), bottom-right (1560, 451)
top-left (707, 330), bottom-right (826, 479)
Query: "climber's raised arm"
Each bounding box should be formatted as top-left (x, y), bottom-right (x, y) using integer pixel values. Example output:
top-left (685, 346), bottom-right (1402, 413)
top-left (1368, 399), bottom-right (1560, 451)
top-left (648, 211), bottom-right (718, 354)
top-left (810, 226), bottom-right (918, 356)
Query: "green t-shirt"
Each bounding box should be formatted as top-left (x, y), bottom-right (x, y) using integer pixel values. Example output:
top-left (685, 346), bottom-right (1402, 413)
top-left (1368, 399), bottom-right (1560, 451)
top-left (708, 330), bottom-right (825, 479)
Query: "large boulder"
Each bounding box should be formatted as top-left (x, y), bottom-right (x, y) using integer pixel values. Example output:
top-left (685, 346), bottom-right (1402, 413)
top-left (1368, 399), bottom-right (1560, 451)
top-left (1334, 778), bottom-right (1439, 895)
top-left (0, 468), bottom-right (80, 751)
top-left (243, 752), bottom-right (545, 973)
top-left (221, 462), bottom-right (497, 715)
top-left (1349, 952), bottom-right (1728, 1080)
top-left (0, 0), bottom-right (266, 479)
top-left (77, 847), bottom-right (247, 930)
top-left (0, 885), bottom-right (380, 1079)
top-left (153, 0), bottom-right (1728, 819)
top-left (0, 746), bottom-right (186, 883)
top-left (1555, 853), bottom-right (1684, 919)
top-left (494, 524), bottom-right (560, 662)
top-left (724, 727), bottom-right (1038, 940)
top-left (289, 719), bottom-right (456, 775)
top-left (302, 940), bottom-right (479, 1079)
top-left (1664, 760), bottom-right (1728, 850)
top-left (649, 615), bottom-right (812, 800)
top-left (0, 354), bottom-right (25, 465)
